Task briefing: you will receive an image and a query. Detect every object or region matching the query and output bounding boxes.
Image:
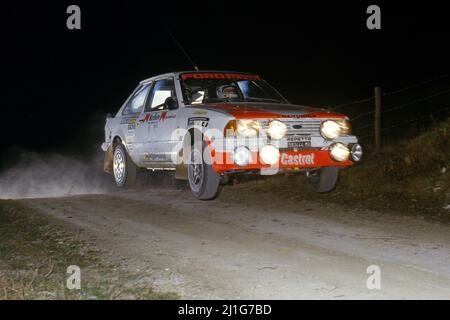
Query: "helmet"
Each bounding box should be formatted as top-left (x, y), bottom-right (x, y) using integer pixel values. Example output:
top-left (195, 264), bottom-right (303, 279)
top-left (216, 85), bottom-right (239, 100)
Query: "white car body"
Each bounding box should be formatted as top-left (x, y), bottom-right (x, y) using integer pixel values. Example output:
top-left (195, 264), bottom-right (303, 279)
top-left (102, 71), bottom-right (361, 198)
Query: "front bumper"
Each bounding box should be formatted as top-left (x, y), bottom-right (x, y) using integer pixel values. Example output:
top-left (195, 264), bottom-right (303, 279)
top-left (211, 149), bottom-right (354, 174)
top-left (209, 135), bottom-right (360, 174)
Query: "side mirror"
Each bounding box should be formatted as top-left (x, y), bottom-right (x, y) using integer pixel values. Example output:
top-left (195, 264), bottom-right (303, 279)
top-left (165, 97), bottom-right (178, 110)
top-left (106, 113), bottom-right (113, 119)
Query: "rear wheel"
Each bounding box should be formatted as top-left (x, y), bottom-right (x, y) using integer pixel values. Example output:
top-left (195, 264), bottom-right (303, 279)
top-left (307, 167), bottom-right (339, 193)
top-left (113, 143), bottom-right (137, 188)
top-left (187, 141), bottom-right (221, 200)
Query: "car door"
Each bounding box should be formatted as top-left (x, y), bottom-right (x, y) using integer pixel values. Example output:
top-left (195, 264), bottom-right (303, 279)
top-left (119, 83), bottom-right (152, 163)
top-left (134, 81), bottom-right (157, 165)
top-left (140, 78), bottom-right (179, 164)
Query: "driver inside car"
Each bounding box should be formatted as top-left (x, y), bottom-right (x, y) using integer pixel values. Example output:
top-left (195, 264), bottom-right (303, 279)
top-left (216, 84), bottom-right (240, 100)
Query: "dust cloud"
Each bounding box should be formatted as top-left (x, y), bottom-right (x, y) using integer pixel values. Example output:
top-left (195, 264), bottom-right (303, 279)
top-left (0, 151), bottom-right (114, 199)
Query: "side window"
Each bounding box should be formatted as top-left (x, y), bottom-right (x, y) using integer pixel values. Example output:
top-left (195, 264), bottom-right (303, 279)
top-left (145, 79), bottom-right (176, 111)
top-left (122, 84), bottom-right (151, 115)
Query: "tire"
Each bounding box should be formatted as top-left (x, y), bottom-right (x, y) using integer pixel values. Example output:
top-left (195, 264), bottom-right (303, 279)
top-left (307, 167), bottom-right (339, 193)
top-left (113, 143), bottom-right (137, 188)
top-left (187, 141), bottom-right (221, 200)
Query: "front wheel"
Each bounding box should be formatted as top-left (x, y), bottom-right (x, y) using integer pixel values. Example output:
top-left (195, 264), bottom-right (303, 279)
top-left (306, 167), bottom-right (339, 193)
top-left (113, 143), bottom-right (137, 188)
top-left (187, 142), bottom-right (221, 200)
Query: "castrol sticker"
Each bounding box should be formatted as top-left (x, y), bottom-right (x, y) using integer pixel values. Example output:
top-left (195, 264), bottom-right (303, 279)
top-left (280, 153), bottom-right (315, 166)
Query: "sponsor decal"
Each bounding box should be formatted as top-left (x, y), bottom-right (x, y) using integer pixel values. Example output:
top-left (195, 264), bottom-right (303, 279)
top-left (181, 73), bottom-right (261, 81)
top-left (193, 110), bottom-right (208, 115)
top-left (146, 111), bottom-right (176, 123)
top-left (148, 154), bottom-right (168, 161)
top-left (269, 113), bottom-right (345, 119)
top-left (121, 117), bottom-right (137, 130)
top-left (188, 117), bottom-right (209, 127)
top-left (285, 112), bottom-right (346, 119)
top-left (281, 153), bottom-right (315, 166)
top-left (120, 116), bottom-right (137, 124)
top-left (149, 113), bottom-right (160, 122)
top-left (142, 153), bottom-right (168, 162)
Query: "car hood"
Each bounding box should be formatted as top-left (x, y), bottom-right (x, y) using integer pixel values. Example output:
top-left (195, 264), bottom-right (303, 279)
top-left (186, 102), bottom-right (346, 119)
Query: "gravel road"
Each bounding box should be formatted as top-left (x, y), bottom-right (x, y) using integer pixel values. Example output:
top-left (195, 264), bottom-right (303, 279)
top-left (19, 188), bottom-right (450, 299)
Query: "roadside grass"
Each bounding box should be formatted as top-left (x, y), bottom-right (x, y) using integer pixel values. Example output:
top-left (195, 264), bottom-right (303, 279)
top-left (222, 119), bottom-right (450, 222)
top-left (0, 200), bottom-right (178, 300)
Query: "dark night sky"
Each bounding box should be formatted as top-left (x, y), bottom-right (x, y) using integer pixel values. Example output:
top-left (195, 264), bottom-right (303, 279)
top-left (3, 1), bottom-right (450, 159)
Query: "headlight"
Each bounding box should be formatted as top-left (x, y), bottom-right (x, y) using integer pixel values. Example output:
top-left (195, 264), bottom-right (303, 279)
top-left (236, 119), bottom-right (260, 137)
top-left (267, 120), bottom-right (287, 139)
top-left (330, 143), bottom-right (350, 162)
top-left (259, 145), bottom-right (280, 165)
top-left (320, 120), bottom-right (351, 139)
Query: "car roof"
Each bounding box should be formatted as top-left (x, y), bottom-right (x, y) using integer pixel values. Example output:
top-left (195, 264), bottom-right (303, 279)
top-left (140, 70), bottom-right (260, 84)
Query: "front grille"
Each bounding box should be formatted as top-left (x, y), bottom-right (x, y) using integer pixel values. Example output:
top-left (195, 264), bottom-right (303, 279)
top-left (283, 118), bottom-right (322, 136)
top-left (260, 118), bottom-right (322, 137)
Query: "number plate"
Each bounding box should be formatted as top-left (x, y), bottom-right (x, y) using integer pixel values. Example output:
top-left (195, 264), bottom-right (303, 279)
top-left (287, 135), bottom-right (311, 149)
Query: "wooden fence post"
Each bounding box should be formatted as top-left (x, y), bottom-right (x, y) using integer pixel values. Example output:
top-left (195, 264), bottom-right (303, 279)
top-left (374, 86), bottom-right (381, 152)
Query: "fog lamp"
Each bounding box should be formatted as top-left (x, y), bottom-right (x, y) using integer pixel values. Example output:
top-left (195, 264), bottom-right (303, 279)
top-left (330, 143), bottom-right (350, 162)
top-left (233, 146), bottom-right (252, 166)
top-left (259, 145), bottom-right (280, 165)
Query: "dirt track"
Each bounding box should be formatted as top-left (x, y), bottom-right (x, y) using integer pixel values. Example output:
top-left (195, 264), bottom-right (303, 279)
top-left (18, 188), bottom-right (450, 299)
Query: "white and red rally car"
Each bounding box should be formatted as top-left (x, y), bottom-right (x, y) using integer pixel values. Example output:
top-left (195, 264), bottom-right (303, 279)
top-left (102, 71), bottom-right (362, 200)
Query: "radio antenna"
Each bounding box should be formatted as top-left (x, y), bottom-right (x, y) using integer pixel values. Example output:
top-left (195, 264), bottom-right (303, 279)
top-left (167, 30), bottom-right (199, 71)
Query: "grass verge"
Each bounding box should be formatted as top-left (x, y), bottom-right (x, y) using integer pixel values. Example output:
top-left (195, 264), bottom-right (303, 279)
top-left (0, 200), bottom-right (178, 300)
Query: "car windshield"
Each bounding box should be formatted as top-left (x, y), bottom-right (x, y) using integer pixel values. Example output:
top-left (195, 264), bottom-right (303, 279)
top-left (180, 73), bottom-right (288, 105)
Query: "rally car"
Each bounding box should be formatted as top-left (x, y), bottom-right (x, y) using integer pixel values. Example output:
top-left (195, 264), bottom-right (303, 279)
top-left (102, 71), bottom-right (362, 200)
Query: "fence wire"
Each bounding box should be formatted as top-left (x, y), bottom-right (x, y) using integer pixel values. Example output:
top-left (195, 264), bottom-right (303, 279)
top-left (329, 73), bottom-right (449, 111)
top-left (339, 74), bottom-right (450, 144)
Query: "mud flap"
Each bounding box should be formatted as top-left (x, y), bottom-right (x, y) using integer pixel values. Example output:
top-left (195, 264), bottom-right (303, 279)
top-left (175, 139), bottom-right (190, 180)
top-left (174, 164), bottom-right (187, 180)
top-left (103, 145), bottom-right (113, 174)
